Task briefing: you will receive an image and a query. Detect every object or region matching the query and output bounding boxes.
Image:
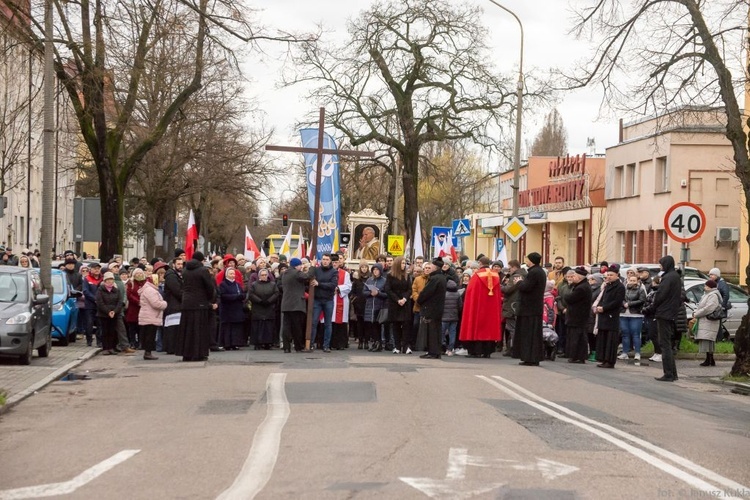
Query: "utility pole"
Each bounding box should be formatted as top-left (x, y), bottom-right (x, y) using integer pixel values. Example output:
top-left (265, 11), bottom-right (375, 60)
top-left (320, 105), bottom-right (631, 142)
top-left (40, 0), bottom-right (54, 293)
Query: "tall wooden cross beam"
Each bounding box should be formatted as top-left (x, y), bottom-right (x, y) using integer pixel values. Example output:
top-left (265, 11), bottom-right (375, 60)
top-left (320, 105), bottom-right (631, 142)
top-left (265, 107), bottom-right (374, 351)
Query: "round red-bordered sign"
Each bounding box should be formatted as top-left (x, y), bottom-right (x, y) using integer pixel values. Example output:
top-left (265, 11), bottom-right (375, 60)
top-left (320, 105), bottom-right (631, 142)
top-left (664, 202), bottom-right (706, 243)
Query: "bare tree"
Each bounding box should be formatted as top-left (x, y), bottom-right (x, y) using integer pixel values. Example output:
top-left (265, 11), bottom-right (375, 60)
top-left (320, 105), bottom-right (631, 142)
top-left (570, 0), bottom-right (750, 375)
top-left (530, 108), bottom-right (568, 157)
top-left (2, 0), bottom-right (307, 260)
top-left (285, 0), bottom-right (526, 242)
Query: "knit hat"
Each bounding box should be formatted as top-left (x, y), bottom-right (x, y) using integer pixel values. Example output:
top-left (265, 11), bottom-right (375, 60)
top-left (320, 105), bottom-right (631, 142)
top-left (589, 273), bottom-right (604, 285)
top-left (174, 248), bottom-right (186, 258)
top-left (193, 251), bottom-right (205, 262)
top-left (102, 272), bottom-right (115, 281)
top-left (527, 252), bottom-right (542, 266)
top-left (705, 279), bottom-right (718, 289)
top-left (708, 268), bottom-right (721, 277)
top-left (289, 258), bottom-right (302, 268)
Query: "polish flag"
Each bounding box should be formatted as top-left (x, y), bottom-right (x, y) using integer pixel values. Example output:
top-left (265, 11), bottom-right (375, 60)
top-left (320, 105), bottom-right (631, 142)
top-left (436, 230), bottom-right (458, 262)
top-left (244, 226), bottom-right (260, 261)
top-left (185, 209), bottom-right (198, 261)
top-left (292, 225), bottom-right (307, 259)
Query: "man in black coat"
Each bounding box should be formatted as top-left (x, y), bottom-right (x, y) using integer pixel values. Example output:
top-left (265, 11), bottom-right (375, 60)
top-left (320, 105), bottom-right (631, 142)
top-left (595, 264), bottom-right (626, 368)
top-left (512, 252), bottom-right (547, 365)
top-left (417, 258), bottom-right (447, 359)
top-left (179, 252), bottom-right (217, 361)
top-left (564, 267), bottom-right (593, 363)
top-left (163, 257), bottom-right (184, 355)
top-left (653, 255), bottom-right (682, 381)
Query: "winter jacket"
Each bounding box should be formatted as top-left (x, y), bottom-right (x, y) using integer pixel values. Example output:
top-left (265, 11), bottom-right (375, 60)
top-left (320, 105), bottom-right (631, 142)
top-left (95, 284), bottom-right (123, 318)
top-left (181, 259), bottom-right (216, 310)
top-left (516, 264), bottom-right (547, 317)
top-left (692, 288), bottom-right (722, 342)
top-left (218, 278), bottom-right (245, 324)
top-left (554, 279), bottom-right (572, 316)
top-left (621, 283), bottom-right (647, 316)
top-left (716, 278), bottom-right (731, 310)
top-left (351, 272), bottom-right (369, 317)
top-left (411, 274), bottom-right (428, 312)
top-left (385, 273), bottom-right (413, 323)
top-left (125, 280), bottom-right (145, 323)
top-left (64, 267), bottom-right (82, 291)
top-left (163, 267), bottom-right (183, 315)
top-left (313, 264), bottom-right (339, 302)
top-left (596, 279), bottom-right (626, 331)
top-left (442, 280), bottom-right (461, 322)
top-left (247, 280), bottom-right (279, 321)
top-left (83, 274), bottom-right (102, 310)
top-left (138, 281), bottom-right (167, 326)
top-left (565, 279), bottom-right (593, 328)
top-left (653, 256), bottom-right (682, 320)
top-left (417, 270), bottom-right (447, 321)
top-left (501, 267), bottom-right (526, 319)
top-left (676, 289), bottom-right (689, 334)
top-left (280, 267), bottom-right (314, 313)
top-left (362, 274), bottom-right (387, 322)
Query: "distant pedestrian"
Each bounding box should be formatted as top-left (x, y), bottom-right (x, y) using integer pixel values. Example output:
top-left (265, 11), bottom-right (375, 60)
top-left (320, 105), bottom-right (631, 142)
top-left (219, 268), bottom-right (246, 350)
top-left (246, 268), bottom-right (279, 350)
top-left (163, 257), bottom-right (184, 355)
top-left (179, 252), bottom-right (217, 362)
top-left (138, 274), bottom-right (167, 360)
top-left (564, 267), bottom-right (592, 363)
top-left (653, 256), bottom-right (682, 381)
top-left (417, 258), bottom-right (447, 359)
top-left (691, 279), bottom-right (722, 367)
top-left (280, 258), bottom-right (314, 353)
top-left (384, 256), bottom-right (412, 354)
top-left (95, 272), bottom-right (123, 355)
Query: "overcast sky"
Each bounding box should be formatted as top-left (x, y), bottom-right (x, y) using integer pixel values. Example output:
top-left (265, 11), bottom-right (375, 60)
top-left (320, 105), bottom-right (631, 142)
top-left (242, 0), bottom-right (622, 173)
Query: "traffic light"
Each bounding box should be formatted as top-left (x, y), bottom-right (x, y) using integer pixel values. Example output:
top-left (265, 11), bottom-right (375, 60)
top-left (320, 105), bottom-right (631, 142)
top-left (282, 214), bottom-right (289, 227)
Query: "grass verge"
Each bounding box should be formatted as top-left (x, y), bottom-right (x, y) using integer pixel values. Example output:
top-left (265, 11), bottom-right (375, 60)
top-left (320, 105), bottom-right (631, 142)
top-left (640, 338), bottom-right (735, 355)
top-left (721, 373), bottom-right (750, 383)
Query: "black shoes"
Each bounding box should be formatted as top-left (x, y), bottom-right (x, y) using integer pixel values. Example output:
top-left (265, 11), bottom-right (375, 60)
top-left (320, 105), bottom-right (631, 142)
top-left (519, 361), bottom-right (539, 366)
top-left (210, 346), bottom-right (225, 352)
top-left (420, 353), bottom-right (441, 359)
top-left (655, 376), bottom-right (677, 382)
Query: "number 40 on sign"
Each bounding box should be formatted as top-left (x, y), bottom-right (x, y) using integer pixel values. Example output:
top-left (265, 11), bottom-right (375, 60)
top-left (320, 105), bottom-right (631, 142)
top-left (664, 202), bottom-right (706, 243)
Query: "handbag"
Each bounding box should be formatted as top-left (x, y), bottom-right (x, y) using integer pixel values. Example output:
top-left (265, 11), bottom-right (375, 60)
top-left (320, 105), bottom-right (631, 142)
top-left (706, 306), bottom-right (726, 321)
top-left (377, 308), bottom-right (389, 324)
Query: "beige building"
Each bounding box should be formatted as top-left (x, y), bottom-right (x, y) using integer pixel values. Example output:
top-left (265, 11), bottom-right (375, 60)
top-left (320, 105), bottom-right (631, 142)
top-left (604, 107), bottom-right (741, 275)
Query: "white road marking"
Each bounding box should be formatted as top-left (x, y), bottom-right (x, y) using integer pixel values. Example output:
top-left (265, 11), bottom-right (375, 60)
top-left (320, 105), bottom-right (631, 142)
top-left (489, 374), bottom-right (750, 494)
top-left (216, 372), bottom-right (289, 500)
top-left (479, 375), bottom-right (748, 498)
top-left (401, 447), bottom-right (577, 498)
top-left (0, 449), bottom-right (140, 500)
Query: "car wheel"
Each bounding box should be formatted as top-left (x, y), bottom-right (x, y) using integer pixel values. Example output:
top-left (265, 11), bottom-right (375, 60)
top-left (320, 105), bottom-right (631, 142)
top-left (59, 325), bottom-right (69, 346)
top-left (19, 333), bottom-right (33, 365)
top-left (38, 332), bottom-right (51, 358)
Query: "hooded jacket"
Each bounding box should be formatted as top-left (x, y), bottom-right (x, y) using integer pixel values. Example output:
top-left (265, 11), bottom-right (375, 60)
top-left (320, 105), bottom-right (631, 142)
top-left (653, 256), bottom-right (682, 320)
top-left (181, 258), bottom-right (216, 310)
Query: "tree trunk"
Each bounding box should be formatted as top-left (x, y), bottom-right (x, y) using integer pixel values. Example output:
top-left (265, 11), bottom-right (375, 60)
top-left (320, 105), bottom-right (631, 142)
top-left (97, 159), bottom-right (123, 262)
top-left (401, 148), bottom-right (419, 253)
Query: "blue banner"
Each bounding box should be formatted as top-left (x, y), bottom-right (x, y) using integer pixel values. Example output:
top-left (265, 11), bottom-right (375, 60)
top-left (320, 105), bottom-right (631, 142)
top-left (299, 129), bottom-right (341, 259)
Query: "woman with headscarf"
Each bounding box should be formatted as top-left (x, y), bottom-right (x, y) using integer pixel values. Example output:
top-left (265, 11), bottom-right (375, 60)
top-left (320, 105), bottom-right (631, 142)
top-left (18, 255), bottom-right (31, 268)
top-left (691, 279), bottom-right (722, 366)
top-left (247, 268), bottom-right (279, 350)
top-left (594, 264), bottom-right (626, 368)
top-left (219, 268), bottom-right (246, 350)
top-left (138, 274), bottom-right (167, 360)
top-left (95, 272), bottom-right (123, 355)
top-left (179, 252), bottom-right (217, 361)
top-left (513, 252), bottom-right (547, 366)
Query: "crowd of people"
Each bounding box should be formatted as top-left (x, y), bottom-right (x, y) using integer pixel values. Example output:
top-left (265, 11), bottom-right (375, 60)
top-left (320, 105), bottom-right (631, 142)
top-left (48, 246), bottom-right (729, 381)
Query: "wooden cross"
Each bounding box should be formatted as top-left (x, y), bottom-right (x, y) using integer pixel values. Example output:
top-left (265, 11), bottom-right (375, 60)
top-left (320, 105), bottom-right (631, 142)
top-left (265, 107), bottom-right (374, 351)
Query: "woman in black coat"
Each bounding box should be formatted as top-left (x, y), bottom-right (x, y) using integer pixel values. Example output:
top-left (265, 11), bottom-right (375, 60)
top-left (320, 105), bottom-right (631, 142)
top-left (351, 261), bottom-right (370, 349)
top-left (247, 268), bottom-right (280, 350)
top-left (219, 268), bottom-right (246, 350)
top-left (179, 252), bottom-right (217, 361)
top-left (594, 265), bottom-right (626, 368)
top-left (384, 256), bottom-right (413, 354)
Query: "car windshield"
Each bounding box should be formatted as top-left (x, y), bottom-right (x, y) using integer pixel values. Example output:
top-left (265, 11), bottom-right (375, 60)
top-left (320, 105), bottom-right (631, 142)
top-left (0, 273), bottom-right (28, 303)
top-left (52, 274), bottom-right (65, 295)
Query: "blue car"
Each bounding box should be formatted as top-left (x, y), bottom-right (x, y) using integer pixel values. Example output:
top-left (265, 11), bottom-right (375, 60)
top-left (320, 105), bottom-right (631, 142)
top-left (51, 269), bottom-right (80, 346)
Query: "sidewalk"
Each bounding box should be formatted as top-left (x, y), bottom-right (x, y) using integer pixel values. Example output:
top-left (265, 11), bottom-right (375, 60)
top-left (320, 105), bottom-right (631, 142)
top-left (0, 340), bottom-right (99, 412)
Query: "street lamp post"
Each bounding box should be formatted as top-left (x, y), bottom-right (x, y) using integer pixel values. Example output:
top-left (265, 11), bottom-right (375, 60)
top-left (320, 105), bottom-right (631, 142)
top-left (487, 0), bottom-right (523, 261)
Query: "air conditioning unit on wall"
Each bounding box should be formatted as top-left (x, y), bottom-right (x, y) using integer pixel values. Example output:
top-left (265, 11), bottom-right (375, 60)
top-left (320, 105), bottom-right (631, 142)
top-left (716, 227), bottom-right (740, 242)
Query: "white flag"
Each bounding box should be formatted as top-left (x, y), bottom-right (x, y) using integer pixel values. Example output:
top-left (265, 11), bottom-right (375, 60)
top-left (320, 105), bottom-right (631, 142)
top-left (413, 212), bottom-right (424, 259)
top-left (279, 223), bottom-right (294, 258)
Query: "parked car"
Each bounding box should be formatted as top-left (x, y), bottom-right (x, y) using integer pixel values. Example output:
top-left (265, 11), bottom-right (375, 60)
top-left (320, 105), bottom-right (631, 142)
top-left (620, 263), bottom-right (709, 280)
top-left (0, 267), bottom-right (52, 364)
top-left (51, 269), bottom-right (80, 346)
top-left (683, 278), bottom-right (748, 340)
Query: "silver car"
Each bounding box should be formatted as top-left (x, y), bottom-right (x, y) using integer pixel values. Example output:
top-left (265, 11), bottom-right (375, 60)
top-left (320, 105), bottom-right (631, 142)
top-left (683, 278), bottom-right (747, 340)
top-left (0, 267), bottom-right (52, 364)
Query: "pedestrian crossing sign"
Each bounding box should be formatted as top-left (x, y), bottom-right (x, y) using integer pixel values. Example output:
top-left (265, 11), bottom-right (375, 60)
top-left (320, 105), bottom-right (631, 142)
top-left (452, 218), bottom-right (471, 237)
top-left (387, 235), bottom-right (405, 256)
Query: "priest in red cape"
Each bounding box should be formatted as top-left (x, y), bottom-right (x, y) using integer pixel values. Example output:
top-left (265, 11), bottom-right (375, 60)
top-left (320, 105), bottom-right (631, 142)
top-left (459, 256), bottom-right (503, 358)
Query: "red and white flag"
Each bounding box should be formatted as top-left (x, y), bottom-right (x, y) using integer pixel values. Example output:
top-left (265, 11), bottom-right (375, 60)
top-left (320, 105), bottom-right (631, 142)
top-left (185, 209), bottom-right (198, 261)
top-left (435, 230), bottom-right (458, 262)
top-left (244, 226), bottom-right (261, 261)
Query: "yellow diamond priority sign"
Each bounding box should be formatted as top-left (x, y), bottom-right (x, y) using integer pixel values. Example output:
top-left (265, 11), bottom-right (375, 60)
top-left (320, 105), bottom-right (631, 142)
top-left (502, 217), bottom-right (528, 242)
top-left (387, 235), bottom-right (405, 256)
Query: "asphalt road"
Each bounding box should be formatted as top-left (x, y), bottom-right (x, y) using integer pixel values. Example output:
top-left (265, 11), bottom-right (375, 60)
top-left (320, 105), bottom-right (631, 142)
top-left (0, 349), bottom-right (748, 499)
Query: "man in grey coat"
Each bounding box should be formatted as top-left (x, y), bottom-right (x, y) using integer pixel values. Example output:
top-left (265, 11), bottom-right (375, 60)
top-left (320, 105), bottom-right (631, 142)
top-left (281, 258), bottom-right (315, 353)
top-left (501, 259), bottom-right (526, 357)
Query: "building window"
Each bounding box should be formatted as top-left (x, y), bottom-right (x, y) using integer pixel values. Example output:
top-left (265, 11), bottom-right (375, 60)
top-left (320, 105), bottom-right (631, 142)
top-left (660, 230), bottom-right (668, 257)
top-left (617, 231), bottom-right (625, 262)
top-left (631, 231), bottom-right (638, 262)
top-left (655, 156), bottom-right (668, 193)
top-left (614, 166), bottom-right (624, 198)
top-left (625, 163), bottom-right (637, 196)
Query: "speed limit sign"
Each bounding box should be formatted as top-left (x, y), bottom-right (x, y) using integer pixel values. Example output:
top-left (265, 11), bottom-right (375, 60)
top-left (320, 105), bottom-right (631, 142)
top-left (664, 202), bottom-right (706, 243)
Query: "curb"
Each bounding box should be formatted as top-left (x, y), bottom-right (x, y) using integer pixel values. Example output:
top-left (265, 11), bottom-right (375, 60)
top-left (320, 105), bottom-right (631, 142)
top-left (0, 348), bottom-right (101, 415)
top-left (709, 377), bottom-right (750, 395)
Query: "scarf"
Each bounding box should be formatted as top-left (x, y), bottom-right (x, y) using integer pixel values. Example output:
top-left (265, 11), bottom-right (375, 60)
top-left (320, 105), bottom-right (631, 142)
top-left (591, 281), bottom-right (608, 335)
top-left (104, 283), bottom-right (115, 292)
